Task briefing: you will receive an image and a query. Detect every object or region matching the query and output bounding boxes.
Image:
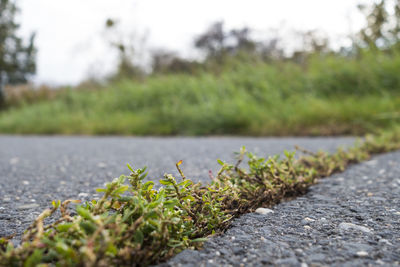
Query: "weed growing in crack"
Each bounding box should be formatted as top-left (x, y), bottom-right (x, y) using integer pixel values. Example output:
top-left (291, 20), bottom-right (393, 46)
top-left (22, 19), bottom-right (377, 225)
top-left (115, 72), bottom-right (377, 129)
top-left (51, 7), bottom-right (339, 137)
top-left (1, 129), bottom-right (400, 266)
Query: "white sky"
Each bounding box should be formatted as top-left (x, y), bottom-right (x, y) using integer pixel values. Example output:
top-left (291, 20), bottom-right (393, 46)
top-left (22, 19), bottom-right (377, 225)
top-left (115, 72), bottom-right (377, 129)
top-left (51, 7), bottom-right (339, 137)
top-left (17, 0), bottom-right (371, 85)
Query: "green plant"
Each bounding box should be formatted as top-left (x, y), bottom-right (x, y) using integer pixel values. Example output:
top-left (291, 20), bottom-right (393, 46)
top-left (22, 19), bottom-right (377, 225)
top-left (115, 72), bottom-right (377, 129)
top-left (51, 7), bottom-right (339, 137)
top-left (1, 129), bottom-right (400, 266)
top-left (1, 49), bottom-right (400, 136)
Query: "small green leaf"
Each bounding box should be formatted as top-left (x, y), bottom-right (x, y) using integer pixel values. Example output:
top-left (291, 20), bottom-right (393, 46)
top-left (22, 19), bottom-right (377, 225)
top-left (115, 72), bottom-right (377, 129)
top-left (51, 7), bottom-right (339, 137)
top-left (127, 163), bottom-right (134, 172)
top-left (23, 248), bottom-right (44, 267)
top-left (76, 205), bottom-right (92, 220)
top-left (143, 181), bottom-right (154, 191)
top-left (57, 223), bottom-right (74, 232)
top-left (160, 179), bottom-right (172, 185)
top-left (144, 210), bottom-right (158, 220)
top-left (134, 230), bottom-right (144, 245)
top-left (106, 244), bottom-right (118, 256)
top-left (112, 185), bottom-right (129, 196)
top-left (79, 221), bottom-right (96, 235)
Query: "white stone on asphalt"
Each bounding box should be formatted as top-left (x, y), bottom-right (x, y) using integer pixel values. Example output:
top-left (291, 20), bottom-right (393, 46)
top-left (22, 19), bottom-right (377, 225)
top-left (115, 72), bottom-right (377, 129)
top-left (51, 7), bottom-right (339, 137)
top-left (379, 239), bottom-right (392, 245)
top-left (97, 162), bottom-right (107, 168)
top-left (78, 192), bottom-right (89, 198)
top-left (356, 251), bottom-right (369, 257)
top-left (255, 208), bottom-right (274, 215)
top-left (338, 222), bottom-right (372, 233)
top-left (9, 157), bottom-right (19, 165)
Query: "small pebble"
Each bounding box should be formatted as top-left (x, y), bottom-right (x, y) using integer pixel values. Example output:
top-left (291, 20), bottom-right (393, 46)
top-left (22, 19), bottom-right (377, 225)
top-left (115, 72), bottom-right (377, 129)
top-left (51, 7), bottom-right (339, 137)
top-left (339, 222), bottom-right (372, 233)
top-left (97, 162), bottom-right (107, 168)
top-left (9, 157), bottom-right (19, 165)
top-left (22, 180), bottom-right (29, 185)
top-left (304, 217), bottom-right (315, 222)
top-left (379, 239), bottom-right (392, 245)
top-left (255, 208), bottom-right (274, 215)
top-left (295, 248), bottom-right (303, 254)
top-left (376, 259), bottom-right (385, 265)
top-left (78, 192), bottom-right (89, 198)
top-left (356, 251), bottom-right (368, 257)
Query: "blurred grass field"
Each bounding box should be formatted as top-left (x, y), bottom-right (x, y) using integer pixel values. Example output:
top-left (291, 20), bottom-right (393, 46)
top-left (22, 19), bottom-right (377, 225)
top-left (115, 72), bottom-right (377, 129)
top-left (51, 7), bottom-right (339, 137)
top-left (1, 50), bottom-right (400, 136)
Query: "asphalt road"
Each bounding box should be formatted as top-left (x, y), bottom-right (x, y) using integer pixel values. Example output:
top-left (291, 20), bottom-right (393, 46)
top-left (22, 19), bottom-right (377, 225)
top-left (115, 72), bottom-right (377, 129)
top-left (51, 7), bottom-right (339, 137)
top-left (163, 151), bottom-right (400, 267)
top-left (7, 135), bottom-right (398, 265)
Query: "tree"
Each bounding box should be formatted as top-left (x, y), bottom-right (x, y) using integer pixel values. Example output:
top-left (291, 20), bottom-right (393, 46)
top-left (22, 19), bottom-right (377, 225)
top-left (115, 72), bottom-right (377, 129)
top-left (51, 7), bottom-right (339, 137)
top-left (104, 18), bottom-right (146, 81)
top-left (151, 49), bottom-right (201, 75)
top-left (356, 0), bottom-right (400, 50)
top-left (358, 0), bottom-right (389, 48)
top-left (194, 21), bottom-right (227, 64)
top-left (390, 0), bottom-right (400, 42)
top-left (0, 0), bottom-right (36, 107)
top-left (228, 27), bottom-right (257, 54)
top-left (194, 21), bottom-right (258, 66)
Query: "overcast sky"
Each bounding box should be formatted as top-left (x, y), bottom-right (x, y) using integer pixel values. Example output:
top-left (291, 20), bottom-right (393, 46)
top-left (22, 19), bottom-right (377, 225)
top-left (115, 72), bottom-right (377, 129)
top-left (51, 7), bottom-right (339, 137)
top-left (18, 0), bottom-right (371, 85)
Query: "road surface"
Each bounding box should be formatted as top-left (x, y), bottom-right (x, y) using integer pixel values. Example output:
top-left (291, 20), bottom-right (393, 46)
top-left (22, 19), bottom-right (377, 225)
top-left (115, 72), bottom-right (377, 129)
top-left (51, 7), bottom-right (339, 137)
top-left (4, 136), bottom-right (399, 265)
top-left (163, 151), bottom-right (400, 266)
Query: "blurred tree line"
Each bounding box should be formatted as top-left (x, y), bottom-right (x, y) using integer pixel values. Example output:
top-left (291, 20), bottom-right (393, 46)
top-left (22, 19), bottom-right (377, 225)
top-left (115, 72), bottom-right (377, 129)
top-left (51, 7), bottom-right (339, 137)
top-left (1, 0), bottom-right (400, 101)
top-left (0, 0), bottom-right (36, 108)
top-left (104, 0), bottom-right (400, 80)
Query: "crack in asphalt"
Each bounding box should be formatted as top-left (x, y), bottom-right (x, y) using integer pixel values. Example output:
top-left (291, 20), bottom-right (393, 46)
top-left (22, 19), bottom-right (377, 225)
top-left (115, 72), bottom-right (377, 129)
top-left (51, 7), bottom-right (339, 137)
top-left (162, 151), bottom-right (400, 266)
top-left (5, 136), bottom-right (397, 266)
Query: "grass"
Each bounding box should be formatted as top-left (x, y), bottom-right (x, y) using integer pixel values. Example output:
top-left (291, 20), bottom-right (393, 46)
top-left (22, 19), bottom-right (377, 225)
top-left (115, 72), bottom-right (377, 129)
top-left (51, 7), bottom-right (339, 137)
top-left (1, 128), bottom-right (400, 266)
top-left (1, 50), bottom-right (400, 136)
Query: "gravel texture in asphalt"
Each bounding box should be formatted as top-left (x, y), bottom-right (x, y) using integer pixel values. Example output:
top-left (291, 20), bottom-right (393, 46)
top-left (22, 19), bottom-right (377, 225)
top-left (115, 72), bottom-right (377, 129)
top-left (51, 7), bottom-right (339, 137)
top-left (162, 151), bottom-right (400, 267)
top-left (0, 136), bottom-right (359, 254)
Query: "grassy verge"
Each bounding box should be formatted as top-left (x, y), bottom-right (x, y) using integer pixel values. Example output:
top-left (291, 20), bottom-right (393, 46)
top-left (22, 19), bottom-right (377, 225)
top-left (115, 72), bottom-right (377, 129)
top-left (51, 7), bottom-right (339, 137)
top-left (1, 129), bottom-right (400, 266)
top-left (1, 51), bottom-right (400, 135)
